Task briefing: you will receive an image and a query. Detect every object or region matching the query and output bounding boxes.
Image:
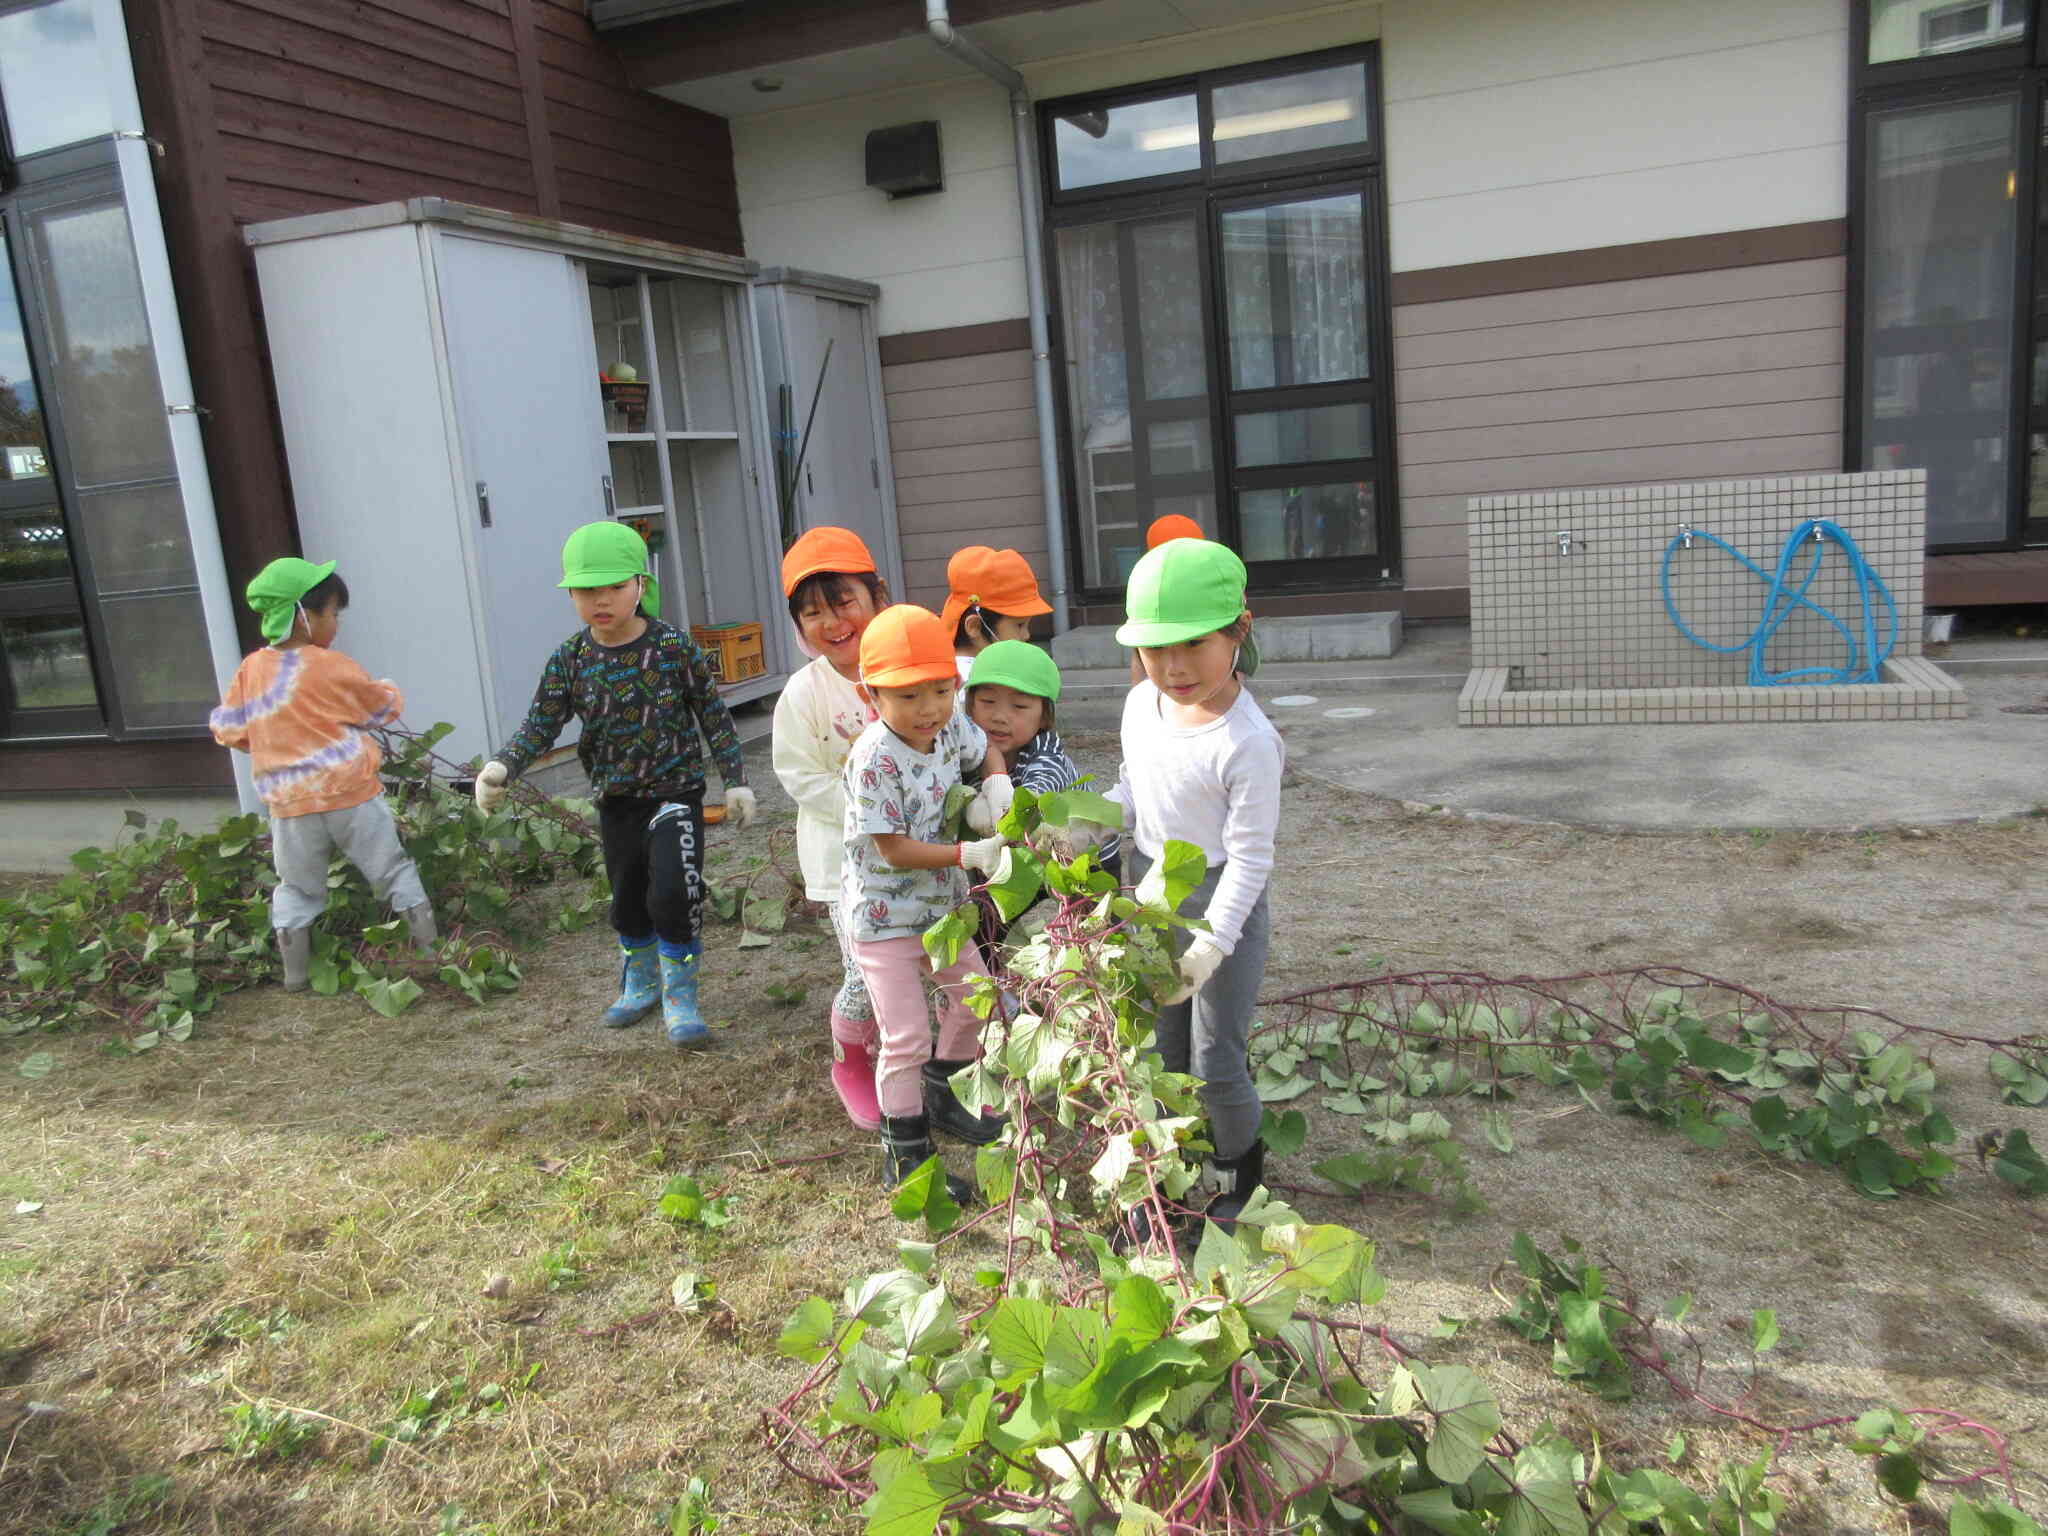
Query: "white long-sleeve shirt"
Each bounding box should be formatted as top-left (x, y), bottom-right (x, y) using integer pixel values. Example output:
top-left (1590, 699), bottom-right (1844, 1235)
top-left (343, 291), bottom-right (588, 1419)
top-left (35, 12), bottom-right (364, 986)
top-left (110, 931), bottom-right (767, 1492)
top-left (771, 655), bottom-right (876, 902)
top-left (1115, 680), bottom-right (1283, 954)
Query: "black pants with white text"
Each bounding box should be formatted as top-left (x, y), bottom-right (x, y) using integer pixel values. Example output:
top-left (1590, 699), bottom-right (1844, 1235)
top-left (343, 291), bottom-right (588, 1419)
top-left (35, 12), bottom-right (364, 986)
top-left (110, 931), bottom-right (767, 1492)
top-left (597, 795), bottom-right (704, 946)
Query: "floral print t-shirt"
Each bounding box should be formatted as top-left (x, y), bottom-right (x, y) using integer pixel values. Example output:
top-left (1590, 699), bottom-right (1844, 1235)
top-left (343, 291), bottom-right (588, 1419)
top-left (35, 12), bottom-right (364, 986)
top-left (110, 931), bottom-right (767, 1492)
top-left (840, 712), bottom-right (988, 942)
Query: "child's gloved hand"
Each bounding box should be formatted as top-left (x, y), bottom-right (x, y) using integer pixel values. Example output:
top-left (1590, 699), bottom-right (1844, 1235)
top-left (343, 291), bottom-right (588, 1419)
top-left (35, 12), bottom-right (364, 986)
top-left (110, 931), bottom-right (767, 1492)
top-left (474, 761), bottom-right (510, 812)
top-left (958, 834), bottom-right (1008, 875)
top-left (964, 774), bottom-right (1013, 834)
top-left (1162, 935), bottom-right (1224, 1004)
top-left (723, 787), bottom-right (756, 827)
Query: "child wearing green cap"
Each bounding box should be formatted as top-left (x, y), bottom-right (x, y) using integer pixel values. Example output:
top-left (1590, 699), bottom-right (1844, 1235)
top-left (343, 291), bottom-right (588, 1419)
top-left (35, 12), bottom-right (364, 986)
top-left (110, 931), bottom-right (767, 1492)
top-left (473, 522), bottom-right (755, 1047)
top-left (211, 557), bottom-right (438, 990)
top-left (1109, 539), bottom-right (1281, 1240)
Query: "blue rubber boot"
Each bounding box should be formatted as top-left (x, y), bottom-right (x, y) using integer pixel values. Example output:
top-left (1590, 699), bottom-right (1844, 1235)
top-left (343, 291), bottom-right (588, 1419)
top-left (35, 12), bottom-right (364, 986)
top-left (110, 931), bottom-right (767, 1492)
top-left (659, 940), bottom-right (708, 1047)
top-left (601, 938), bottom-right (660, 1029)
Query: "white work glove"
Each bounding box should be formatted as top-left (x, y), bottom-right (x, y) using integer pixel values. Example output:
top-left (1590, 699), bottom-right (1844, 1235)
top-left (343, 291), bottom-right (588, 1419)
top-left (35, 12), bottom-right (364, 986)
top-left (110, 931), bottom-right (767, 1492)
top-left (473, 761), bottom-right (510, 812)
top-left (958, 834), bottom-right (1008, 876)
top-left (963, 774), bottom-right (1014, 835)
top-left (723, 787), bottom-right (756, 828)
top-left (1162, 935), bottom-right (1225, 1005)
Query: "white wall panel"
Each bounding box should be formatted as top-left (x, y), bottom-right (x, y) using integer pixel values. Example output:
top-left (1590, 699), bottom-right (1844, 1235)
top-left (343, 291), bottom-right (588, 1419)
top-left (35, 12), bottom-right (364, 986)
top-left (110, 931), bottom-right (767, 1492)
top-left (731, 0), bottom-right (1852, 338)
top-left (1383, 0), bottom-right (1848, 270)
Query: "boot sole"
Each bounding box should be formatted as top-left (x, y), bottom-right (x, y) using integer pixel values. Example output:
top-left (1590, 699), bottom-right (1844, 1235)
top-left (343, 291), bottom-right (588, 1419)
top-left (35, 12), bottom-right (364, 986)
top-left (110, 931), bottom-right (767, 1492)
top-left (600, 1005), bottom-right (657, 1029)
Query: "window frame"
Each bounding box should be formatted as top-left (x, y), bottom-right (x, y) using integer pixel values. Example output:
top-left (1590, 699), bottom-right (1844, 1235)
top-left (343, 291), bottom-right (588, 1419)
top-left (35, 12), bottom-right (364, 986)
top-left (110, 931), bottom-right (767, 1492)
top-left (1039, 42), bottom-right (1400, 605)
top-left (1847, 1), bottom-right (2048, 552)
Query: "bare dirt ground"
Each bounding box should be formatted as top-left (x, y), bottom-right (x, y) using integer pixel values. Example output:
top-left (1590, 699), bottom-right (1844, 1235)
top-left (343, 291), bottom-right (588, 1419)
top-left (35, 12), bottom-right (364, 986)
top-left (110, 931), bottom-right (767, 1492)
top-left (2, 735), bottom-right (2045, 1535)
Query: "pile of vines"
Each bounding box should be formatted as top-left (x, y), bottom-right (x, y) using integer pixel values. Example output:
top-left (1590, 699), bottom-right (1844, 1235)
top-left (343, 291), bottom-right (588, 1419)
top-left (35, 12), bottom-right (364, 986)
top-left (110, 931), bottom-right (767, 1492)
top-left (760, 786), bottom-right (2045, 1535)
top-left (0, 722), bottom-right (608, 1050)
top-left (1251, 966), bottom-right (2048, 1202)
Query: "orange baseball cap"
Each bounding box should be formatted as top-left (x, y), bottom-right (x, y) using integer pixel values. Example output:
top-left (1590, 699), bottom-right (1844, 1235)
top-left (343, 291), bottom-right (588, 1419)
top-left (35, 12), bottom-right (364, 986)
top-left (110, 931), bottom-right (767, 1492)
top-left (858, 604), bottom-right (958, 687)
top-left (939, 545), bottom-right (1053, 637)
top-left (781, 526), bottom-right (877, 596)
top-left (1146, 513), bottom-right (1206, 549)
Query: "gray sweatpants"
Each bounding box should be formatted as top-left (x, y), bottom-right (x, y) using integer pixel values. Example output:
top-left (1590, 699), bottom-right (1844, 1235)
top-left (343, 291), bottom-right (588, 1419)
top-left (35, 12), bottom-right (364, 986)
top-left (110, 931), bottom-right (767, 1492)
top-left (1133, 852), bottom-right (1270, 1163)
top-left (270, 797), bottom-right (427, 931)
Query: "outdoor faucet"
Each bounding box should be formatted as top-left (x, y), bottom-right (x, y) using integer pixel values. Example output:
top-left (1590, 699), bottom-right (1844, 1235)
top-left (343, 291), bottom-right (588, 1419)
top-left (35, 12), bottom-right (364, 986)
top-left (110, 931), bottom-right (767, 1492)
top-left (1677, 521), bottom-right (1694, 550)
top-left (1556, 530), bottom-right (1576, 557)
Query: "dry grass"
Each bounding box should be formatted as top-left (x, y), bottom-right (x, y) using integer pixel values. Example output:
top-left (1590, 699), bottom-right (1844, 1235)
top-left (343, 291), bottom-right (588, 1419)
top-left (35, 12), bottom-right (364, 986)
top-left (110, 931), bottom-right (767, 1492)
top-left (3, 774), bottom-right (2047, 1535)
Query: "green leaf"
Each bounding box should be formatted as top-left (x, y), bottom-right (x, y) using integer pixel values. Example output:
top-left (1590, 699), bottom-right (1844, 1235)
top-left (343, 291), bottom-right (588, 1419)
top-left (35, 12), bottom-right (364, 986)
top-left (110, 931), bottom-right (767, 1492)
top-left (984, 846), bottom-right (1044, 923)
top-left (1106, 1274), bottom-right (1173, 1349)
top-left (736, 929), bottom-right (773, 949)
top-left (987, 1295), bottom-right (1055, 1380)
top-left (776, 1296), bottom-right (838, 1362)
top-left (359, 975), bottom-right (424, 1018)
top-left (18, 1051), bottom-right (54, 1080)
top-left (1750, 1308), bottom-right (1780, 1355)
top-left (1988, 1127), bottom-right (2048, 1195)
top-left (1036, 788), bottom-right (1122, 830)
top-left (1258, 1108), bottom-right (1307, 1158)
top-left (888, 1155), bottom-right (961, 1236)
top-left (1482, 1108), bottom-right (1514, 1154)
top-left (919, 905), bottom-right (976, 970)
top-left (1395, 1487), bottom-right (1488, 1536)
top-left (862, 1460), bottom-right (948, 1536)
top-left (1134, 839), bottom-right (1207, 917)
top-left (1875, 1451), bottom-right (1922, 1502)
top-left (1416, 1363), bottom-right (1501, 1483)
top-left (1988, 1052), bottom-right (2048, 1106)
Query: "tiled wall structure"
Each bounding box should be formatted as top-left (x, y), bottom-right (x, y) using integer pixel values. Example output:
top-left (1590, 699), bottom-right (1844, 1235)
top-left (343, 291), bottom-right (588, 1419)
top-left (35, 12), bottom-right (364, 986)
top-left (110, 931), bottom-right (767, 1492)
top-left (1459, 471), bottom-right (1966, 726)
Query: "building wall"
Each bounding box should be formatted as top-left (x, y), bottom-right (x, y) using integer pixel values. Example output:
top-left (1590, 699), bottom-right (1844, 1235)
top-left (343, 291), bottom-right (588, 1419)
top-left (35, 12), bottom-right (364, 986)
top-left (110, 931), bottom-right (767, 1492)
top-left (725, 0), bottom-right (1853, 618)
top-left (1379, 0), bottom-right (1847, 273)
top-left (879, 323), bottom-right (1047, 613)
top-left (1394, 246), bottom-right (1847, 595)
top-left (125, 0), bottom-right (741, 653)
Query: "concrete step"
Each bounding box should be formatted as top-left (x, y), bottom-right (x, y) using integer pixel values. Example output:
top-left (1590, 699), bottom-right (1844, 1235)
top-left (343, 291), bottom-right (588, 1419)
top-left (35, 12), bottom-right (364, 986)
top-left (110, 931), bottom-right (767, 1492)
top-left (1050, 610), bottom-right (1402, 670)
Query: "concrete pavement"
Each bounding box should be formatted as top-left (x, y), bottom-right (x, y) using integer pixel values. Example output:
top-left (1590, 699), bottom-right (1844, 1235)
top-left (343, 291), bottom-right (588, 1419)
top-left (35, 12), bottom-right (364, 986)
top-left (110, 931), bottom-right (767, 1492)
top-left (1054, 626), bottom-right (2048, 833)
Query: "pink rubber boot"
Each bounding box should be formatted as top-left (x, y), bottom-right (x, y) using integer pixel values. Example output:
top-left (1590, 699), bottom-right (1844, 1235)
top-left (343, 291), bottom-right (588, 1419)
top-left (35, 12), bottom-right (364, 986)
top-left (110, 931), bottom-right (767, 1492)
top-left (830, 1008), bottom-right (882, 1131)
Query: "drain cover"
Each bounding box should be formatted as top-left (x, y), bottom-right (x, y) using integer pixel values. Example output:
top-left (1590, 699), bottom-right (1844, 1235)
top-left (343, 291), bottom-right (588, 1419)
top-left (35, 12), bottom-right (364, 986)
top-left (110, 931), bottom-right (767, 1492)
top-left (1269, 695), bottom-right (1319, 707)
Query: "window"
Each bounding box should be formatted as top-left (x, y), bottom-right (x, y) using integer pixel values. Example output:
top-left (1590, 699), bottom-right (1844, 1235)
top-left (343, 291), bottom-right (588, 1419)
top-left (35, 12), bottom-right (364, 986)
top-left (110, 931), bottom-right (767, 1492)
top-left (1869, 0), bottom-right (2028, 61)
top-left (1, 0), bottom-right (218, 741)
top-left (1851, 0), bottom-right (2048, 551)
top-left (1043, 47), bottom-right (1393, 596)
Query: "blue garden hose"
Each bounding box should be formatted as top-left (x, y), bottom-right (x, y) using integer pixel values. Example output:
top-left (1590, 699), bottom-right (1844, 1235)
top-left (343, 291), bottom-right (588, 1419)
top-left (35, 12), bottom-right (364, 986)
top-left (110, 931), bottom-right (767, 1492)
top-left (1659, 519), bottom-right (1898, 686)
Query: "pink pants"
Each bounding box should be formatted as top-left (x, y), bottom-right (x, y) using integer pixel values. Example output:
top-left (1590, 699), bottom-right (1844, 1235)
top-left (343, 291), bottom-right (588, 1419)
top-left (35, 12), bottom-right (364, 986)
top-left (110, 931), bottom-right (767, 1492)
top-left (848, 935), bottom-right (986, 1118)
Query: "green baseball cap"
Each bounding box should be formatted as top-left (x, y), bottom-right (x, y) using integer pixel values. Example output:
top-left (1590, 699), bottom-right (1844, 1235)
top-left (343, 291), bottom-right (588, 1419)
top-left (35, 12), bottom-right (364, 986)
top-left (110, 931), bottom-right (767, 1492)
top-left (246, 555), bottom-right (337, 643)
top-left (559, 521), bottom-right (658, 617)
top-left (1115, 538), bottom-right (1247, 648)
top-left (967, 639), bottom-right (1061, 701)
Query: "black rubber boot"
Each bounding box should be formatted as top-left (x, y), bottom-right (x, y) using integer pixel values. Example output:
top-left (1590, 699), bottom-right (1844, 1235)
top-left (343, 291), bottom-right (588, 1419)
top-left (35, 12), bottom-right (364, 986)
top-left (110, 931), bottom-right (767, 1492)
top-left (921, 1057), bottom-right (1006, 1145)
top-left (1202, 1140), bottom-right (1267, 1234)
top-left (880, 1114), bottom-right (975, 1207)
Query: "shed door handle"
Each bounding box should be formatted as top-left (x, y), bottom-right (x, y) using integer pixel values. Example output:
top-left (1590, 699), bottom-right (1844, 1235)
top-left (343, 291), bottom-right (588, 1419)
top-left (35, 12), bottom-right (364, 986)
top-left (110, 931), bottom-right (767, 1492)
top-left (476, 480), bottom-right (491, 528)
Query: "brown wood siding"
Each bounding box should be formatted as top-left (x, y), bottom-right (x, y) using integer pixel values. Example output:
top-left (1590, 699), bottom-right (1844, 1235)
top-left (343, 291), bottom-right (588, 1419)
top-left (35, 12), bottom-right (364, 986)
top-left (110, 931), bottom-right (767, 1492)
top-left (883, 346), bottom-right (1048, 613)
top-left (123, 0), bottom-right (742, 650)
top-left (1392, 255), bottom-right (1847, 596)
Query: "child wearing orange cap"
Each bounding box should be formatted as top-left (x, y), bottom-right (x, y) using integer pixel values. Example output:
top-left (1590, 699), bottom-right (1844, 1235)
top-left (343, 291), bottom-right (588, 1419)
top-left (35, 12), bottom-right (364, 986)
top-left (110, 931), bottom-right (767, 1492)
top-left (939, 545), bottom-right (1053, 683)
top-left (1130, 515), bottom-right (1208, 684)
top-left (771, 527), bottom-right (891, 1129)
top-left (840, 604), bottom-right (1012, 1203)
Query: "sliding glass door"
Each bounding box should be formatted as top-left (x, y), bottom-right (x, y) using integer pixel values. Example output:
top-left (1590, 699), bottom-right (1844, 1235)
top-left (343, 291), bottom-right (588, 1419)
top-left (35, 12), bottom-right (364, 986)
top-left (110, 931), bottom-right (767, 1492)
top-left (1043, 45), bottom-right (1394, 600)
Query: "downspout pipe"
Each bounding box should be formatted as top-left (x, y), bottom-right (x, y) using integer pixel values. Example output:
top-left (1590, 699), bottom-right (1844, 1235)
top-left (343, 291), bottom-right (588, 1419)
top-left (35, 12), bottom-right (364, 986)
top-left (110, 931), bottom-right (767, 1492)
top-left (925, 0), bottom-right (1071, 633)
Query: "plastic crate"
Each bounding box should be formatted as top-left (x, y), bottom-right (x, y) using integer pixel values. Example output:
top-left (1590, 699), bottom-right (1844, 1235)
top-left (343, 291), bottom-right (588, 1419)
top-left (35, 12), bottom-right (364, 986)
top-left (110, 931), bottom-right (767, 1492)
top-left (691, 621), bottom-right (765, 684)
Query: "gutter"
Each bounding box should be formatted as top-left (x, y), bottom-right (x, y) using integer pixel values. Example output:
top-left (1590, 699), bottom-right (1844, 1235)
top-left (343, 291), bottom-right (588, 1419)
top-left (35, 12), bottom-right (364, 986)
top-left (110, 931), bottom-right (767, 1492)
top-left (925, 0), bottom-right (1072, 633)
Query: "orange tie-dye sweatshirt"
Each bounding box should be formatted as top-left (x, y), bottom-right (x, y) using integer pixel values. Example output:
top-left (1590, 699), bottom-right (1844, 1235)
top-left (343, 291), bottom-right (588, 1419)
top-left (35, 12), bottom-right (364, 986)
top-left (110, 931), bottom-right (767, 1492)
top-left (210, 645), bottom-right (403, 818)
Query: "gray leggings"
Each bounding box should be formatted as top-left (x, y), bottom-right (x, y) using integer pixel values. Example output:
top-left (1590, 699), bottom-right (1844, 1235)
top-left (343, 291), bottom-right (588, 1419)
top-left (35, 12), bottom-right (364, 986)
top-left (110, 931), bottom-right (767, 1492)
top-left (270, 796), bottom-right (426, 930)
top-left (1132, 852), bottom-right (1269, 1162)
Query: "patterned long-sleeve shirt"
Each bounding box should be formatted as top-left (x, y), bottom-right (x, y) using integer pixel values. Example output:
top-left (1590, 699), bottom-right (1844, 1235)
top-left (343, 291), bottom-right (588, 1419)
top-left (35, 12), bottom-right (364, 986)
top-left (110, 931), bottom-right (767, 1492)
top-left (493, 619), bottom-right (747, 801)
top-left (210, 645), bottom-right (401, 818)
